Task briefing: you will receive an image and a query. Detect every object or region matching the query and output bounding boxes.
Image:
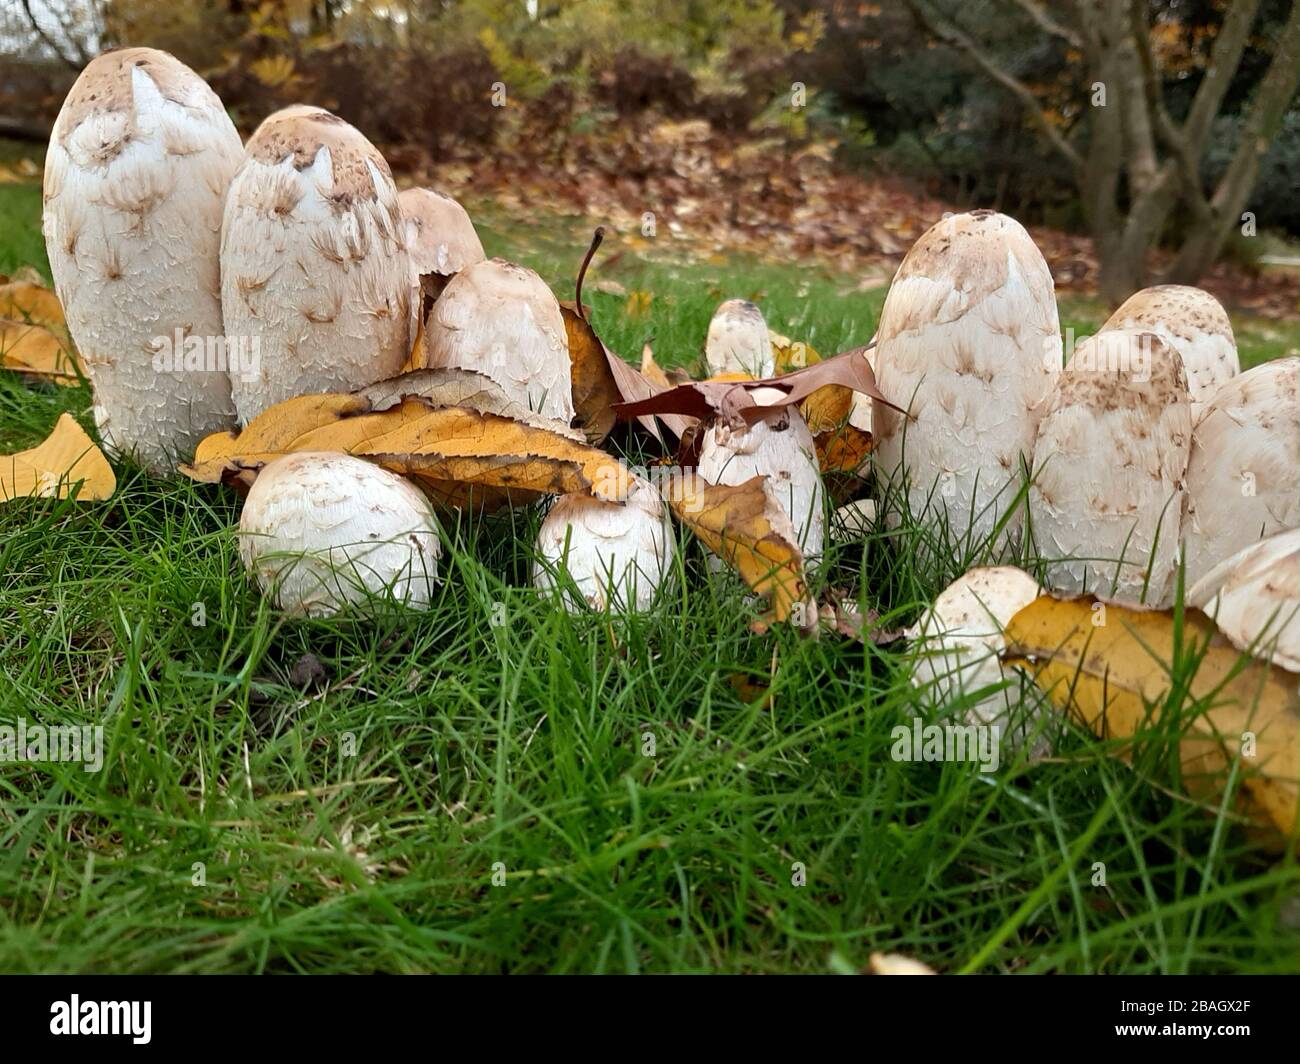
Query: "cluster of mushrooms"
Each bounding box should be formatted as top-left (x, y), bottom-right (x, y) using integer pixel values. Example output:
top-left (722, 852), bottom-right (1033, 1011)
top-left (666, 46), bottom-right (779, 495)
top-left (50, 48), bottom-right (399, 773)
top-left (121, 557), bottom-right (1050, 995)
top-left (39, 50), bottom-right (1298, 709)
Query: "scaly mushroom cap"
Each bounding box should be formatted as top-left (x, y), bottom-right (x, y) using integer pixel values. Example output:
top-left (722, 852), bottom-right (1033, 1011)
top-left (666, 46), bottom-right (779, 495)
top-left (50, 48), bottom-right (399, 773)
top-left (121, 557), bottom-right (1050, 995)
top-left (1030, 329), bottom-right (1191, 607)
top-left (533, 476), bottom-right (675, 612)
top-left (1101, 285), bottom-right (1238, 417)
top-left (238, 451), bottom-right (441, 617)
top-left (1188, 527), bottom-right (1300, 672)
top-left (424, 257), bottom-right (575, 424)
top-left (1182, 357), bottom-right (1299, 587)
top-left (43, 47), bottom-right (243, 472)
top-left (872, 210), bottom-right (1062, 555)
top-left (398, 187), bottom-right (485, 279)
top-left (221, 105), bottom-right (409, 423)
top-left (907, 565), bottom-right (1045, 743)
top-left (696, 406), bottom-right (826, 561)
top-left (705, 299), bottom-right (774, 379)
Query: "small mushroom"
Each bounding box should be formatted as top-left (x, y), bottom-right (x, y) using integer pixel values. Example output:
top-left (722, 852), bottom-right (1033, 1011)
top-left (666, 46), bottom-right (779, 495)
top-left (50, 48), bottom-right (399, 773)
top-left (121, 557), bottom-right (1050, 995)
top-left (873, 211), bottom-right (1062, 556)
top-left (533, 476), bottom-right (675, 612)
top-left (398, 187), bottom-right (485, 323)
top-left (1100, 285), bottom-right (1238, 419)
top-left (42, 48), bottom-right (244, 472)
top-left (1188, 527), bottom-right (1300, 672)
top-left (221, 105), bottom-right (410, 423)
top-left (1181, 357), bottom-right (1299, 588)
top-left (238, 452), bottom-right (441, 617)
top-left (696, 406), bottom-right (826, 563)
top-left (424, 257), bottom-right (575, 424)
top-left (705, 299), bottom-right (774, 379)
top-left (1030, 329), bottom-right (1191, 607)
top-left (399, 187), bottom-right (485, 281)
top-left (907, 566), bottom-right (1046, 747)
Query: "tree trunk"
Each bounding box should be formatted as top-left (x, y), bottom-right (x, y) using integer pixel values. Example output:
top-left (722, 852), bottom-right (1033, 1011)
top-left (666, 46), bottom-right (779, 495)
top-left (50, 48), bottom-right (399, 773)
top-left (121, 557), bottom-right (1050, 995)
top-left (1164, 0), bottom-right (1300, 283)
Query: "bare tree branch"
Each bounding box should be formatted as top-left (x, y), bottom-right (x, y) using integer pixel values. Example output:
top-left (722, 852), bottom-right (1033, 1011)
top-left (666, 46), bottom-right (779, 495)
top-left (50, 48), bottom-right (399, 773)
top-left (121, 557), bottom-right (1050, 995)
top-left (19, 0), bottom-right (81, 69)
top-left (1127, 0), bottom-right (1215, 225)
top-left (1170, 0), bottom-right (1300, 279)
top-left (903, 0), bottom-right (1084, 171)
top-left (1006, 0), bottom-right (1083, 49)
top-left (1183, 0), bottom-right (1262, 152)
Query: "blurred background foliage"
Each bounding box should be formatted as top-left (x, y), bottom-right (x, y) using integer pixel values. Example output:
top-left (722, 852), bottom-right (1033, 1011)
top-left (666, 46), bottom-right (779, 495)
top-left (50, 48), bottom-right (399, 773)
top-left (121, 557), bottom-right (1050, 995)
top-left (2, 0), bottom-right (1298, 279)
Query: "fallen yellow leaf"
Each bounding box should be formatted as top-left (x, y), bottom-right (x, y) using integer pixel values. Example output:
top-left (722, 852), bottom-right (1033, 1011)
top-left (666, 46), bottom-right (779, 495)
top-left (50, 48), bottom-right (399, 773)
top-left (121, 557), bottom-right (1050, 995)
top-left (0, 281), bottom-right (64, 330)
top-left (0, 413), bottom-right (115, 501)
top-left (663, 473), bottom-right (808, 622)
top-left (640, 344), bottom-right (672, 391)
top-left (0, 320), bottom-right (84, 385)
top-left (182, 394), bottom-right (631, 506)
top-left (1004, 595), bottom-right (1300, 838)
top-left (815, 423), bottom-right (873, 477)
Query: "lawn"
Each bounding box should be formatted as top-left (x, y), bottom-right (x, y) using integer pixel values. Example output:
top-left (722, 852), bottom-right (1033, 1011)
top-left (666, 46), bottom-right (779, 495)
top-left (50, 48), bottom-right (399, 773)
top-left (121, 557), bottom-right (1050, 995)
top-left (1, 176), bottom-right (1298, 974)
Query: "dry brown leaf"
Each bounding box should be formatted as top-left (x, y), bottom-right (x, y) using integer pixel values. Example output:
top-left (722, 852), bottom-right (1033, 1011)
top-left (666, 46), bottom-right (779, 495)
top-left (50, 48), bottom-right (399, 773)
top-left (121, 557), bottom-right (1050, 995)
top-left (1, 413), bottom-right (115, 501)
top-left (561, 300), bottom-right (622, 443)
top-left (615, 342), bottom-right (896, 428)
top-left (663, 473), bottom-right (807, 622)
top-left (770, 332), bottom-right (850, 426)
top-left (183, 394), bottom-right (631, 505)
top-left (0, 320), bottom-right (84, 385)
top-left (561, 228), bottom-right (694, 446)
top-left (1004, 595), bottom-right (1300, 838)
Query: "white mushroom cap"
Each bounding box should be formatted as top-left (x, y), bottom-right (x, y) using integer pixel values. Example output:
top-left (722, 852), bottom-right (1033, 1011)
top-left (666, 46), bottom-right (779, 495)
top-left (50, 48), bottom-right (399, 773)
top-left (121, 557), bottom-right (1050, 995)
top-left (221, 105), bottom-right (410, 424)
top-left (533, 476), bottom-right (675, 612)
top-left (906, 565), bottom-right (1044, 740)
top-left (832, 498), bottom-right (877, 543)
top-left (696, 406), bottom-right (826, 562)
top-left (1101, 285), bottom-right (1238, 417)
top-left (1182, 357), bottom-right (1299, 587)
top-left (1031, 329), bottom-right (1191, 607)
top-left (1188, 528), bottom-right (1300, 672)
top-left (238, 452), bottom-right (441, 617)
top-left (398, 187), bottom-right (485, 279)
top-left (872, 211), bottom-right (1062, 556)
top-left (42, 47), bottom-right (243, 472)
top-left (705, 299), bottom-right (775, 379)
top-left (424, 257), bottom-right (575, 424)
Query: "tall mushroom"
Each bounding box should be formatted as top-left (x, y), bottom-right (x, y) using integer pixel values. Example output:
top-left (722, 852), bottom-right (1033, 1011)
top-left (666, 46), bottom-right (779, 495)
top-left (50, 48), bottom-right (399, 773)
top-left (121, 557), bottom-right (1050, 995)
top-left (872, 210), bottom-right (1062, 557)
top-left (1030, 329), bottom-right (1191, 607)
top-left (533, 476), bottom-right (675, 612)
top-left (1100, 285), bottom-right (1238, 419)
top-left (42, 47), bottom-right (243, 472)
top-left (221, 105), bottom-right (410, 424)
top-left (1181, 357), bottom-right (1299, 588)
top-left (705, 299), bottom-right (774, 379)
top-left (238, 452), bottom-right (441, 617)
top-left (423, 257), bottom-right (575, 424)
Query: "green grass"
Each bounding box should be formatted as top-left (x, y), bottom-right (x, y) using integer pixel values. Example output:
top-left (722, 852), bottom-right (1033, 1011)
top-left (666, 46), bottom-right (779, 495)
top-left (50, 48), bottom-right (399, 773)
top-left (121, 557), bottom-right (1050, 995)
top-left (0, 184), bottom-right (46, 281)
top-left (2, 179), bottom-right (1299, 974)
